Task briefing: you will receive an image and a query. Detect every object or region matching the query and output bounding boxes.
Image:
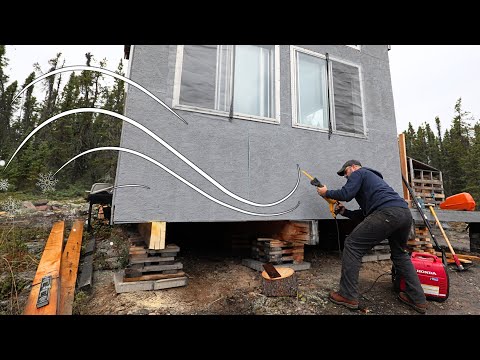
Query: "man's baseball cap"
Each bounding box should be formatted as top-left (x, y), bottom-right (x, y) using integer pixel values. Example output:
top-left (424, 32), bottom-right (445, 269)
top-left (337, 160), bottom-right (362, 176)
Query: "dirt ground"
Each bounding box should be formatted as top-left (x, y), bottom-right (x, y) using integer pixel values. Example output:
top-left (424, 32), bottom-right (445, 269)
top-left (79, 219), bottom-right (480, 316)
top-left (2, 200), bottom-right (480, 316)
top-left (79, 235), bottom-right (480, 316)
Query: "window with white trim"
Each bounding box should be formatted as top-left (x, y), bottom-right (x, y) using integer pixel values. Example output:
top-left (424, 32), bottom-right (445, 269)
top-left (291, 46), bottom-right (365, 136)
top-left (173, 45), bottom-right (280, 122)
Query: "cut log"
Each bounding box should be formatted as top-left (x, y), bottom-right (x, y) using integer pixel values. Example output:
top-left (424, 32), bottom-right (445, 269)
top-left (261, 267), bottom-right (297, 297)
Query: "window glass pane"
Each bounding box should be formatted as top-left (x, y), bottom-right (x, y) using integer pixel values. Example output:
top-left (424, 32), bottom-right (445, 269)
top-left (233, 45), bottom-right (274, 118)
top-left (296, 52), bottom-right (328, 128)
top-left (332, 61), bottom-right (364, 135)
top-left (178, 45), bottom-right (276, 119)
top-left (180, 45), bottom-right (218, 109)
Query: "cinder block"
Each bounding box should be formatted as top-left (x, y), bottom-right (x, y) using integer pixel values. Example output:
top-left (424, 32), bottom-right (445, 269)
top-left (113, 271), bottom-right (188, 293)
top-left (153, 277), bottom-right (188, 290)
top-left (113, 271), bottom-right (154, 293)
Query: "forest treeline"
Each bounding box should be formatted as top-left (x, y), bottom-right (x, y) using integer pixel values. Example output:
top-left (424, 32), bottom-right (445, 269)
top-left (0, 45), bottom-right (124, 196)
top-left (404, 98), bottom-right (480, 209)
top-left (1, 45), bottom-right (479, 209)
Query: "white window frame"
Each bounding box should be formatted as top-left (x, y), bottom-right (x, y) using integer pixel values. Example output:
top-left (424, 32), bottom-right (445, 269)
top-left (172, 45), bottom-right (281, 125)
top-left (290, 46), bottom-right (367, 138)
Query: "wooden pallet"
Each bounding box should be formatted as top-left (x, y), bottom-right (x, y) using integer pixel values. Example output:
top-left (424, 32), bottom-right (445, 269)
top-left (411, 169), bottom-right (445, 207)
top-left (251, 238), bottom-right (304, 264)
top-left (407, 226), bottom-right (435, 254)
top-left (124, 237), bottom-right (183, 281)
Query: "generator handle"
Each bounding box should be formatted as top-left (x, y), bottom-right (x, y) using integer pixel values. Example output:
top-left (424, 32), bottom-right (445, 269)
top-left (411, 251), bottom-right (439, 262)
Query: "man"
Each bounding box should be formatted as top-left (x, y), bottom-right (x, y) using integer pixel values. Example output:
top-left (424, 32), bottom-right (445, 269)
top-left (317, 160), bottom-right (427, 314)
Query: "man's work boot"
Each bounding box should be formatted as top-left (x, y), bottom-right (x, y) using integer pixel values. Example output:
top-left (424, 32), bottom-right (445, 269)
top-left (328, 291), bottom-right (359, 310)
top-left (398, 292), bottom-right (427, 314)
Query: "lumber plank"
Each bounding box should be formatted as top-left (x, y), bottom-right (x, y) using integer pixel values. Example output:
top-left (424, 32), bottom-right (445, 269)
top-left (446, 258), bottom-right (472, 264)
top-left (58, 220), bottom-right (84, 315)
top-left (138, 221), bottom-right (166, 250)
top-left (436, 252), bottom-right (480, 261)
top-left (398, 133), bottom-right (410, 201)
top-left (24, 221), bottom-right (65, 315)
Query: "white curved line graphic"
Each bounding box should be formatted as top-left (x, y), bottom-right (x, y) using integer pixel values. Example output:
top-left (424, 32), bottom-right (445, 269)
top-left (12, 65), bottom-right (188, 125)
top-left (5, 108), bottom-right (300, 208)
top-left (55, 147), bottom-right (299, 217)
top-left (90, 184), bottom-right (150, 195)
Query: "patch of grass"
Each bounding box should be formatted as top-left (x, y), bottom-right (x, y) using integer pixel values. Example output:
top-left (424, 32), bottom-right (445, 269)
top-left (72, 290), bottom-right (90, 315)
top-left (94, 251), bottom-right (109, 270)
top-left (0, 275), bottom-right (30, 315)
top-left (0, 190), bottom-right (85, 202)
top-left (0, 226), bottom-right (44, 274)
top-left (92, 223), bottom-right (113, 241)
top-left (110, 227), bottom-right (129, 268)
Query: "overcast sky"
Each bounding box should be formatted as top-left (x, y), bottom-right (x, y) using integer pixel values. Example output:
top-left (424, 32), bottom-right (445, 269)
top-left (389, 45), bottom-right (480, 134)
top-left (5, 45), bottom-right (480, 135)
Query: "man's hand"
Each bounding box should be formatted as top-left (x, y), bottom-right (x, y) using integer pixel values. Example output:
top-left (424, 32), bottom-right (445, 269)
top-left (334, 202), bottom-right (346, 215)
top-left (317, 185), bottom-right (328, 197)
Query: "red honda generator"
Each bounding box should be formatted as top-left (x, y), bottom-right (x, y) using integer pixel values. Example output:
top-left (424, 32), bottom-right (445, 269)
top-left (392, 252), bottom-right (449, 302)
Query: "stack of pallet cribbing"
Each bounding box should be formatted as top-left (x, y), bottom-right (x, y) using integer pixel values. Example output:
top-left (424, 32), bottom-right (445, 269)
top-left (252, 238), bottom-right (305, 264)
top-left (125, 237), bottom-right (184, 280)
top-left (407, 225), bottom-right (435, 254)
top-left (113, 235), bottom-right (188, 293)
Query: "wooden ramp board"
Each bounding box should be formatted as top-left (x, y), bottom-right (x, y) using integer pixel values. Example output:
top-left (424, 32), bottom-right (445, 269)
top-left (24, 221), bottom-right (65, 315)
top-left (58, 220), bottom-right (84, 315)
top-left (113, 270), bottom-right (188, 293)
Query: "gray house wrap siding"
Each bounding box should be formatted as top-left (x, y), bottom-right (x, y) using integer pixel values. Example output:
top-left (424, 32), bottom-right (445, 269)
top-left (112, 45), bottom-right (400, 224)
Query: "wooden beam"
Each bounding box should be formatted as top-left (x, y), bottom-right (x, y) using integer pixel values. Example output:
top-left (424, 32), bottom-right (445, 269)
top-left (398, 133), bottom-right (410, 202)
top-left (138, 222), bottom-right (166, 250)
top-left (24, 221), bottom-right (65, 315)
top-left (58, 220), bottom-right (84, 315)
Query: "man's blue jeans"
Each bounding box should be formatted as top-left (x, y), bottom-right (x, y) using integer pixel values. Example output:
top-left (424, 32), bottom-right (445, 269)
top-left (339, 206), bottom-right (426, 304)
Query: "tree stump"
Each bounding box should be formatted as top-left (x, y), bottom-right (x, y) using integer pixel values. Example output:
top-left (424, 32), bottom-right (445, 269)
top-left (261, 267), bottom-right (297, 297)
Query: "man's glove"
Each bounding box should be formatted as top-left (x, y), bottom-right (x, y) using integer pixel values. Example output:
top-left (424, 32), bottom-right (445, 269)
top-left (334, 202), bottom-right (345, 215)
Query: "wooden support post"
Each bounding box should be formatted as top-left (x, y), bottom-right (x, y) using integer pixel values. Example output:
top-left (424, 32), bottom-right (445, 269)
top-left (58, 220), bottom-right (84, 315)
top-left (398, 133), bottom-right (410, 202)
top-left (138, 221), bottom-right (166, 250)
top-left (24, 221), bottom-right (65, 315)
